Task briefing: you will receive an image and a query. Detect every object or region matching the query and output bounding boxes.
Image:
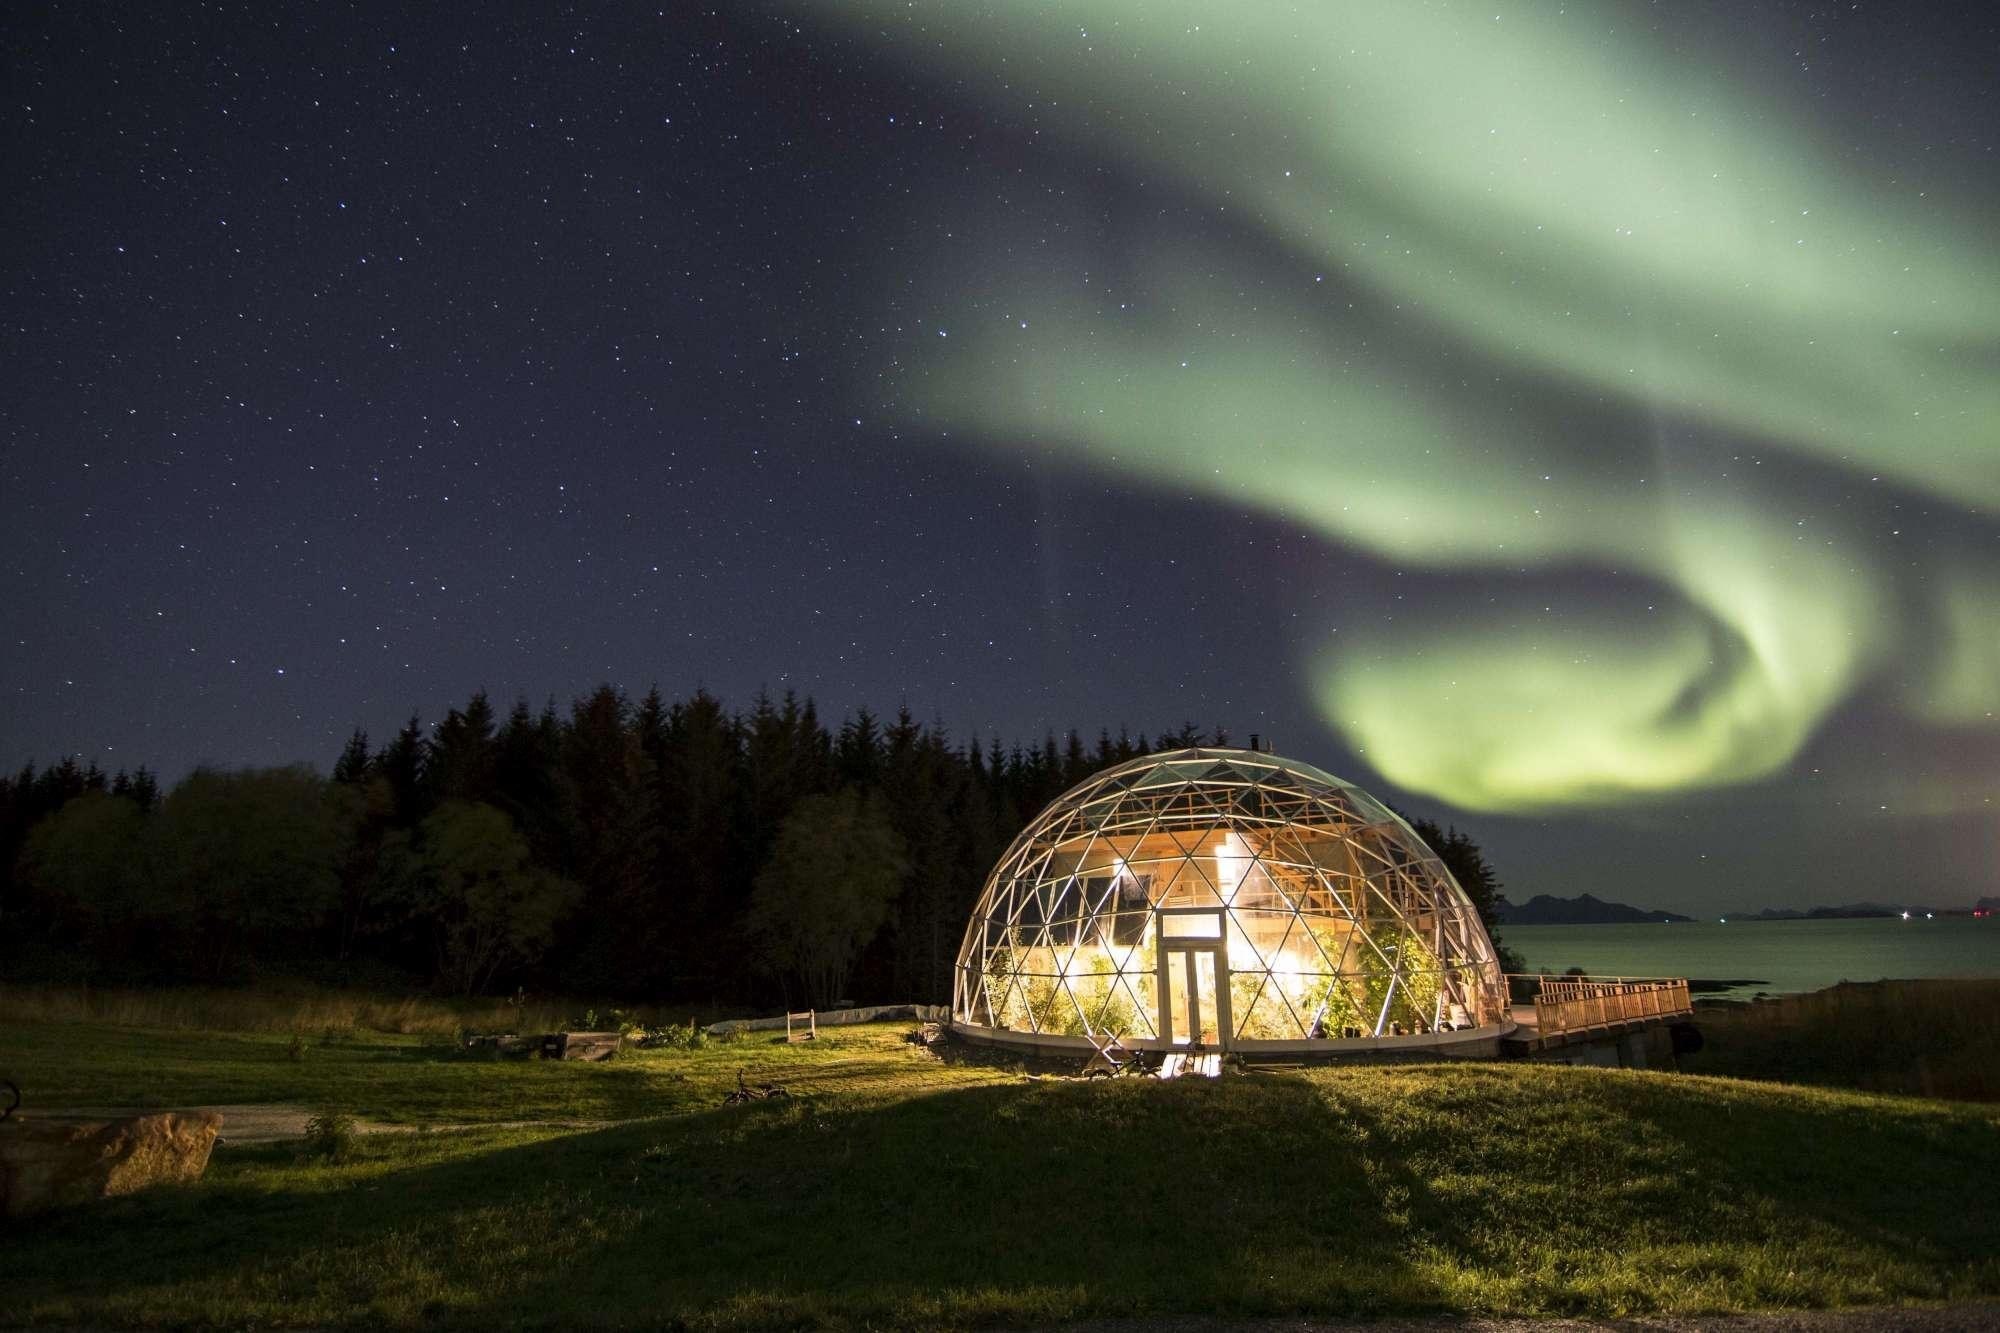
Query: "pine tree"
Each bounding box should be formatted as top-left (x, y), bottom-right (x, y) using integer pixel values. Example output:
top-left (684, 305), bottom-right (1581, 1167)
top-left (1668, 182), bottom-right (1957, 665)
top-left (128, 767), bottom-right (160, 814)
top-left (379, 716), bottom-right (431, 828)
top-left (492, 699), bottom-right (562, 862)
top-left (1062, 730), bottom-right (1089, 787)
top-left (429, 691), bottom-right (498, 805)
top-left (836, 707), bottom-right (882, 788)
top-left (551, 685), bottom-right (645, 992)
top-left (332, 729), bottom-right (373, 784)
top-left (655, 687), bottom-right (741, 994)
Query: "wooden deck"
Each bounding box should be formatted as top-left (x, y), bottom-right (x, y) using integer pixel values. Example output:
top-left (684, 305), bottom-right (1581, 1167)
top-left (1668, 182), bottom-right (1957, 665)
top-left (1504, 976), bottom-right (1693, 1054)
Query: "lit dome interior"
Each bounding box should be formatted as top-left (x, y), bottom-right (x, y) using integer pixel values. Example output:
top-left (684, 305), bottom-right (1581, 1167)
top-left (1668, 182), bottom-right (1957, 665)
top-left (952, 747), bottom-right (1505, 1050)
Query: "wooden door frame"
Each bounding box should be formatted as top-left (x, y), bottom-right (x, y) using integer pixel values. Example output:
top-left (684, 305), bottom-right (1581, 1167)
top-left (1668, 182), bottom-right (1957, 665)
top-left (1154, 907), bottom-right (1231, 1049)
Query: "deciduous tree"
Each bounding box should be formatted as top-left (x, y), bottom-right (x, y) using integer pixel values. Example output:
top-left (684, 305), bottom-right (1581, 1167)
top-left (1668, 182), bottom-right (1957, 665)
top-left (153, 766), bottom-right (349, 978)
top-left (387, 800), bottom-right (579, 996)
top-left (745, 789), bottom-right (907, 1007)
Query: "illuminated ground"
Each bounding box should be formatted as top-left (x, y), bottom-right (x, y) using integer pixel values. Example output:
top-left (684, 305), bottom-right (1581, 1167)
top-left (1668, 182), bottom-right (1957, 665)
top-left (5, 1019), bottom-right (1997, 1328)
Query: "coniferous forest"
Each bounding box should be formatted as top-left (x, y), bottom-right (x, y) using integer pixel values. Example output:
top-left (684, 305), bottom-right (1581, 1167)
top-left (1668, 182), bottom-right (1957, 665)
top-left (0, 686), bottom-right (1501, 1011)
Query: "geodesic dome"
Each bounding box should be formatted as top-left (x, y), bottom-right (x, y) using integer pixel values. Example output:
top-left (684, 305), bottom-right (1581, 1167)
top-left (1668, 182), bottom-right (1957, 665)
top-left (952, 747), bottom-right (1506, 1053)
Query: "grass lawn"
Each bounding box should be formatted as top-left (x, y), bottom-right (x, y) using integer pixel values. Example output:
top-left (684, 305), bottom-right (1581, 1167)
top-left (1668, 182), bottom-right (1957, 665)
top-left (4, 1019), bottom-right (1998, 1329)
top-left (2, 1018), bottom-right (955, 1125)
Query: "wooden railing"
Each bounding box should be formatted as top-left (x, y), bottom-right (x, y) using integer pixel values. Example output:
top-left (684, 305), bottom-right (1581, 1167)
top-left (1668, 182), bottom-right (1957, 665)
top-left (1517, 975), bottom-right (1691, 1036)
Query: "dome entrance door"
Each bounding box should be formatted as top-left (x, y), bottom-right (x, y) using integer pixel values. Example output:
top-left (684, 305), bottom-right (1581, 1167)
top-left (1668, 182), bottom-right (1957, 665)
top-left (1155, 909), bottom-right (1231, 1050)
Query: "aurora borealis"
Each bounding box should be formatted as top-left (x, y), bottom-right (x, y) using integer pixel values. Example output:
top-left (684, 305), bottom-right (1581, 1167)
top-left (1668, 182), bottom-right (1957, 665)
top-left (794, 0), bottom-right (2000, 814)
top-left (6, 1), bottom-right (1996, 912)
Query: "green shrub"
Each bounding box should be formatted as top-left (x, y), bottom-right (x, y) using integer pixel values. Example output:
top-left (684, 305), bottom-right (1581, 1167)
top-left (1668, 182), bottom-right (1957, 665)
top-left (1020, 974), bottom-right (1084, 1036)
top-left (1354, 928), bottom-right (1442, 1033)
top-left (980, 941), bottom-right (1019, 1025)
top-left (301, 1109), bottom-right (358, 1163)
top-left (1067, 957), bottom-right (1140, 1039)
top-left (1293, 971), bottom-right (1363, 1038)
top-left (1229, 971), bottom-right (1281, 1039)
top-left (648, 1018), bottom-right (710, 1051)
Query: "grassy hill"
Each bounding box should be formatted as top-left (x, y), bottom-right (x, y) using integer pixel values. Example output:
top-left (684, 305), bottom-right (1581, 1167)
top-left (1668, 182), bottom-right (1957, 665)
top-left (4, 1017), bottom-right (1997, 1329)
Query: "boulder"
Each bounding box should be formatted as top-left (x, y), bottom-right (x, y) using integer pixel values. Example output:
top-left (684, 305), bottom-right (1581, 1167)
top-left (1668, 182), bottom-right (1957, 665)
top-left (0, 1110), bottom-right (222, 1220)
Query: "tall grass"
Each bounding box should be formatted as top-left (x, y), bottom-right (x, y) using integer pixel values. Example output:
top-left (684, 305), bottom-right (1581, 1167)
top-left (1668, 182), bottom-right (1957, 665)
top-left (0, 984), bottom-right (699, 1038)
top-left (1688, 977), bottom-right (2000, 1102)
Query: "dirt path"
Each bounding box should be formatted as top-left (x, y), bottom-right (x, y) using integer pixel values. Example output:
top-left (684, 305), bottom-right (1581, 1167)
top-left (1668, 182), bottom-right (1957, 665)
top-left (21, 1105), bottom-right (614, 1145)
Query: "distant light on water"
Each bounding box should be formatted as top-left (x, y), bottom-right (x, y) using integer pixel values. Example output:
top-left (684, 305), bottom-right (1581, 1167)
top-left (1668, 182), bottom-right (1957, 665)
top-left (1505, 917), bottom-right (2000, 996)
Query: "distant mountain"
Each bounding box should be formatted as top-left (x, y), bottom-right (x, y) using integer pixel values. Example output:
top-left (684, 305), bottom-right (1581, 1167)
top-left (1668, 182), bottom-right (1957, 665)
top-left (1730, 902), bottom-right (1981, 920)
top-left (1495, 893), bottom-right (1694, 925)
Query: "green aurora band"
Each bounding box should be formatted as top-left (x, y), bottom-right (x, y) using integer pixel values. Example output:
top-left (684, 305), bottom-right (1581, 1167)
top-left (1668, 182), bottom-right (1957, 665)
top-left (794, 1), bottom-right (2000, 811)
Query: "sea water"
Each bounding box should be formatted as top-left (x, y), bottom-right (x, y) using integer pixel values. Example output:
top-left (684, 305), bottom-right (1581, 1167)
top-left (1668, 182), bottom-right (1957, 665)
top-left (1500, 916), bottom-right (2000, 995)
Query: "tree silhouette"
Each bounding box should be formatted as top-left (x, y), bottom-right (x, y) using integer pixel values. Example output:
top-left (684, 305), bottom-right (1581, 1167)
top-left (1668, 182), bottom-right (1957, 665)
top-left (4, 686), bottom-right (1519, 1005)
top-left (153, 766), bottom-right (350, 979)
top-left (386, 801), bottom-right (580, 996)
top-left (745, 789), bottom-right (907, 1007)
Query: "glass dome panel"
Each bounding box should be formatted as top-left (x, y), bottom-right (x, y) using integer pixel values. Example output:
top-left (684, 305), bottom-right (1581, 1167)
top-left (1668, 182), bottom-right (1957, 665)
top-left (952, 748), bottom-right (1505, 1047)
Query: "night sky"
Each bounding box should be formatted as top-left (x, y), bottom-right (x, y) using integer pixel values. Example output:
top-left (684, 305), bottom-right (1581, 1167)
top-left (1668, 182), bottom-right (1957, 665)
top-left (6, 2), bottom-right (1997, 915)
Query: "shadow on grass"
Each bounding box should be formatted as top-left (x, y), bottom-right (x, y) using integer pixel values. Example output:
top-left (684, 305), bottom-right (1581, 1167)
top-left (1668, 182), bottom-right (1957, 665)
top-left (10, 1066), bottom-right (2000, 1328)
top-left (1627, 1071), bottom-right (2000, 1292)
top-left (1303, 1066), bottom-right (2000, 1312)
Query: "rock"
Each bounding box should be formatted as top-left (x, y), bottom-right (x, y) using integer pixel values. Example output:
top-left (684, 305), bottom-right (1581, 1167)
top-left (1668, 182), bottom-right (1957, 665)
top-left (0, 1111), bottom-right (222, 1220)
